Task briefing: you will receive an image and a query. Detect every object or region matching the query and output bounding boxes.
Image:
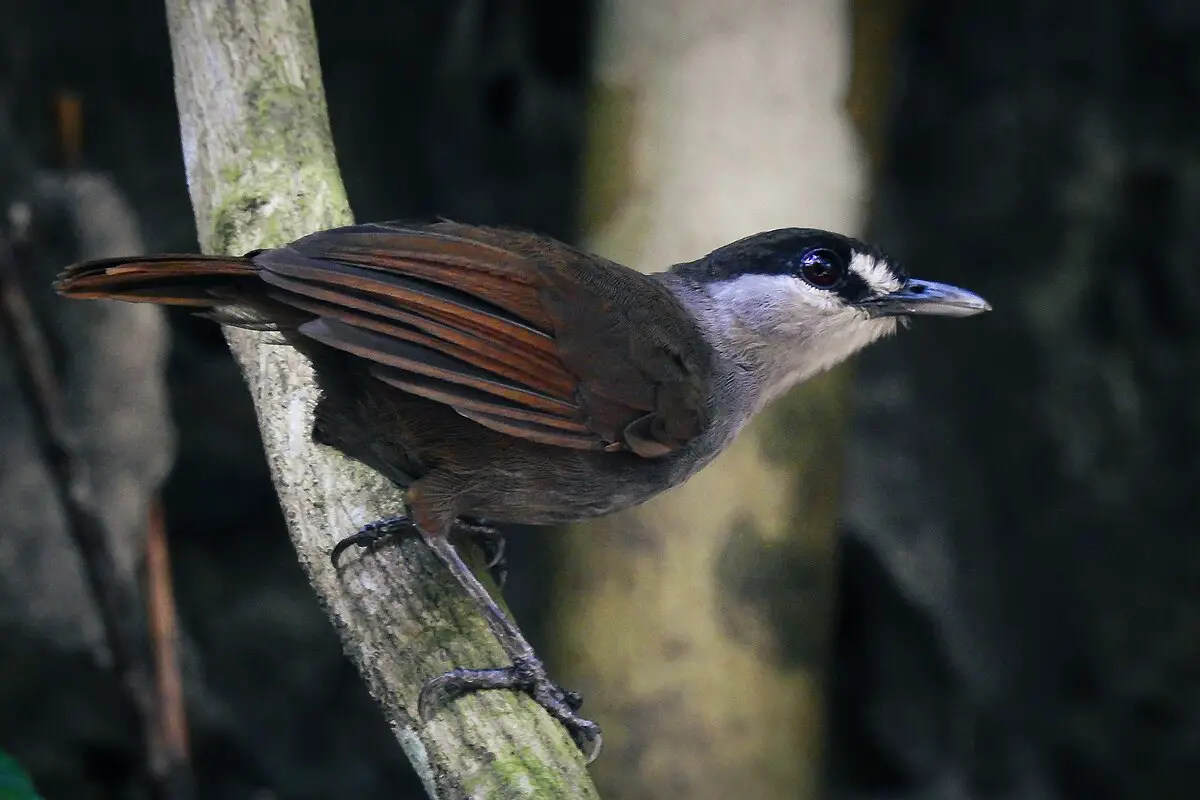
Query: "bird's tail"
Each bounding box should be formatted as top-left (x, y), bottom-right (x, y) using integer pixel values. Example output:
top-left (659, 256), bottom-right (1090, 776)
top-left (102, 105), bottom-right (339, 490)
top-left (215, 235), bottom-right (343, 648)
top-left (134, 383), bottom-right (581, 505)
top-left (54, 254), bottom-right (258, 307)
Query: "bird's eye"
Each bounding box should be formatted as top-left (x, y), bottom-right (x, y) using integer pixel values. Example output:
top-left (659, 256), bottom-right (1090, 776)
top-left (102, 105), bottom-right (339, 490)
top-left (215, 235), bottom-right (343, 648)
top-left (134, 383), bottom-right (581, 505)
top-left (798, 248), bottom-right (846, 289)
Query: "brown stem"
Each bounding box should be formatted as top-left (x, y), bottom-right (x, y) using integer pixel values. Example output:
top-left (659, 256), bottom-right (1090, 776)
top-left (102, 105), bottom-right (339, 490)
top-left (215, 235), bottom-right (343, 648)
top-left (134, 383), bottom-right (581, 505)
top-left (146, 498), bottom-right (194, 798)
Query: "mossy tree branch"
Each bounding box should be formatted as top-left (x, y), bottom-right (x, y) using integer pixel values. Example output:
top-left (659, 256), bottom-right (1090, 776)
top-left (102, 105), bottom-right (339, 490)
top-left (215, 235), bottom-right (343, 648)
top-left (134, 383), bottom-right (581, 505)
top-left (162, 1), bottom-right (599, 796)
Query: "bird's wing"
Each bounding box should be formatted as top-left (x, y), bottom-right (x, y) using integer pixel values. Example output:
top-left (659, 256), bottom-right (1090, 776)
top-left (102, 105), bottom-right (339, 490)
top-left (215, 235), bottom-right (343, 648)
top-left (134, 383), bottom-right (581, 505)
top-left (253, 221), bottom-right (716, 456)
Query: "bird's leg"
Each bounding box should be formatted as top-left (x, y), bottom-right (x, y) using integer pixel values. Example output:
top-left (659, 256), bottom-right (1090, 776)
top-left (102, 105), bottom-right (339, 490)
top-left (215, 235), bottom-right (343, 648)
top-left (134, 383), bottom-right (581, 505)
top-left (419, 533), bottom-right (602, 763)
top-left (331, 514), bottom-right (508, 588)
top-left (329, 515), bottom-right (600, 760)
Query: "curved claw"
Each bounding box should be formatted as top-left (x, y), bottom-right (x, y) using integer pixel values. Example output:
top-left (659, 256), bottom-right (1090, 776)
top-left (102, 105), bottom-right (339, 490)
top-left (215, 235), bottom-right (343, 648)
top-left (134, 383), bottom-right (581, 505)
top-left (329, 534), bottom-right (361, 565)
top-left (417, 673), bottom-right (448, 721)
top-left (574, 722), bottom-right (603, 765)
top-left (330, 515), bottom-right (415, 565)
top-left (483, 535), bottom-right (506, 570)
top-left (417, 666), bottom-right (510, 721)
top-left (455, 519), bottom-right (508, 588)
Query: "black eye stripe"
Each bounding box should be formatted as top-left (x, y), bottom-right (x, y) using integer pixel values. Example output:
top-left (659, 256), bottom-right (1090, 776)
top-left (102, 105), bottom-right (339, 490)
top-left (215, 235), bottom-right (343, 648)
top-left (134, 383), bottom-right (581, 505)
top-left (834, 270), bottom-right (872, 303)
top-left (672, 227), bottom-right (902, 295)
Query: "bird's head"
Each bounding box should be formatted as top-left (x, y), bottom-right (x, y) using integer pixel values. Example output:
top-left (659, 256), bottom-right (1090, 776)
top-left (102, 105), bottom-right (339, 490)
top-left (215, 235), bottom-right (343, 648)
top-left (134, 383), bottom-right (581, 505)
top-left (673, 228), bottom-right (991, 406)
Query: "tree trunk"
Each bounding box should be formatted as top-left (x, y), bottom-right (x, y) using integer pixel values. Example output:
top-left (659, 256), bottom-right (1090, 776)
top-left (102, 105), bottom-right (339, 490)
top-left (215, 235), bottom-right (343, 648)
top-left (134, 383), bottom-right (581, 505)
top-left (555, 1), bottom-right (866, 796)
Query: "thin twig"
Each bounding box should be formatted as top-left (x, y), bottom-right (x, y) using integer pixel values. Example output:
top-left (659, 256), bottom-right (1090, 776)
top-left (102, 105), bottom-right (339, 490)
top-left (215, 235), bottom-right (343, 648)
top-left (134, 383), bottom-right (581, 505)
top-left (0, 236), bottom-right (184, 799)
top-left (146, 498), bottom-right (195, 798)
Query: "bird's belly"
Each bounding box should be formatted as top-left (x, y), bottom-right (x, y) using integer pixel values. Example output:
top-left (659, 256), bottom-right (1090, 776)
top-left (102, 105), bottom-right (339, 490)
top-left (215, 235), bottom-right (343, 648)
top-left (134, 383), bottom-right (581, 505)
top-left (467, 480), bottom-right (664, 526)
top-left (455, 438), bottom-right (727, 527)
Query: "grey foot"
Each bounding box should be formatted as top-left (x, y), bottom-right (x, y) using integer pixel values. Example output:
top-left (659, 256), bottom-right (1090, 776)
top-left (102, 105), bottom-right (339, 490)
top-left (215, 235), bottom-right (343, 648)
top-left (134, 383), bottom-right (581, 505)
top-left (418, 656), bottom-right (602, 763)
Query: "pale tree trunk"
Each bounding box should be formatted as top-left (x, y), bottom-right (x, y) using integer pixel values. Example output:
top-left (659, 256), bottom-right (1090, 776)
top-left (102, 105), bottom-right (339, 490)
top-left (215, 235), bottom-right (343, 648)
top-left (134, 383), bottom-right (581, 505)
top-left (163, 1), bottom-right (598, 796)
top-left (555, 0), bottom-right (867, 797)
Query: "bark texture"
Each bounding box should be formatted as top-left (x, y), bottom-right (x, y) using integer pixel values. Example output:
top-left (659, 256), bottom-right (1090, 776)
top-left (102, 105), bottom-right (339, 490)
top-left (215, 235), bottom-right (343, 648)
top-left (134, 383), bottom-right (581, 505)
top-left (163, 1), bottom-right (599, 796)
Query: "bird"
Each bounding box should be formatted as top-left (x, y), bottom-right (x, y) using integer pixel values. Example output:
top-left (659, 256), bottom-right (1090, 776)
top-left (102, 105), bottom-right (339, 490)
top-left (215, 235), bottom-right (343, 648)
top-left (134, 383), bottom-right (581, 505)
top-left (55, 220), bottom-right (990, 762)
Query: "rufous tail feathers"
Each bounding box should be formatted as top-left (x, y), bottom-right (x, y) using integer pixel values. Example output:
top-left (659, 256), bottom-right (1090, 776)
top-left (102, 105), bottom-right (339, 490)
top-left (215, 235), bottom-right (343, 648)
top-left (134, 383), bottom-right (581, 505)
top-left (54, 254), bottom-right (257, 307)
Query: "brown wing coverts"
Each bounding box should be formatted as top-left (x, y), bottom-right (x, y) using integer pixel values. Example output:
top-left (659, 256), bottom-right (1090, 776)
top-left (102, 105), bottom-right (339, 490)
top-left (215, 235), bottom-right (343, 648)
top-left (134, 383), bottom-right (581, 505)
top-left (253, 221), bottom-right (713, 456)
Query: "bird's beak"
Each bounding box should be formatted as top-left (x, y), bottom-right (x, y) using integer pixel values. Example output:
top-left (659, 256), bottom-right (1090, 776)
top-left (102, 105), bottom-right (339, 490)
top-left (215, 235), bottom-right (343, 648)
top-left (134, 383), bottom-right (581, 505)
top-left (861, 278), bottom-right (992, 318)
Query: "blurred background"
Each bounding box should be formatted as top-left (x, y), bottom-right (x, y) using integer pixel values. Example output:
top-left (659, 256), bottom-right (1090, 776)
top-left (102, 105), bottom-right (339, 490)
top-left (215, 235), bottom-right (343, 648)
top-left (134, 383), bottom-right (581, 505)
top-left (1, 0), bottom-right (1198, 798)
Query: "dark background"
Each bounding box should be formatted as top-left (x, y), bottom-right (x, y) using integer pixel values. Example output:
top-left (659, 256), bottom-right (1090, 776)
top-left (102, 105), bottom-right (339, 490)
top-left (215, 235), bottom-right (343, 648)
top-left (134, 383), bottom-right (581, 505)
top-left (1, 0), bottom-right (1198, 798)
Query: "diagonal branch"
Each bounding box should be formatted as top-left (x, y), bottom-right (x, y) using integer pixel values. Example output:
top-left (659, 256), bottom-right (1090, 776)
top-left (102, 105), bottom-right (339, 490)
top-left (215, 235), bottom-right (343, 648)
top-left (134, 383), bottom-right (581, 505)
top-left (161, 1), bottom-right (599, 796)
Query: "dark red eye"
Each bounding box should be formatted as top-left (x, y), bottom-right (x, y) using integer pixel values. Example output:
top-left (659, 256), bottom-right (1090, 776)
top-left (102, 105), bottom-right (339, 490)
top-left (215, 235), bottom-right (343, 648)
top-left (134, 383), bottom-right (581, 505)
top-left (798, 248), bottom-right (846, 289)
